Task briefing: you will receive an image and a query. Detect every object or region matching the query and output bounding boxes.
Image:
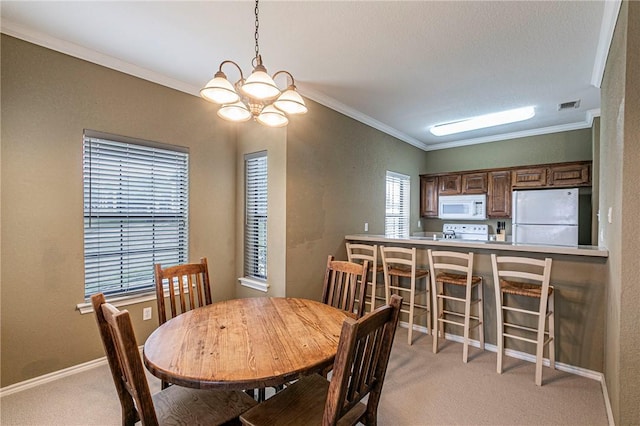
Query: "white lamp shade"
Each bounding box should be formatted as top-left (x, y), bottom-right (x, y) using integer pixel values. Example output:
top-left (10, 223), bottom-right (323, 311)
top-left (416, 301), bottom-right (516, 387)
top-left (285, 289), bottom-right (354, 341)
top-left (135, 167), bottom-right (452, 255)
top-left (241, 70), bottom-right (280, 100)
top-left (274, 88), bottom-right (308, 115)
top-left (257, 105), bottom-right (289, 127)
top-left (217, 101), bottom-right (252, 122)
top-left (201, 76), bottom-right (240, 104)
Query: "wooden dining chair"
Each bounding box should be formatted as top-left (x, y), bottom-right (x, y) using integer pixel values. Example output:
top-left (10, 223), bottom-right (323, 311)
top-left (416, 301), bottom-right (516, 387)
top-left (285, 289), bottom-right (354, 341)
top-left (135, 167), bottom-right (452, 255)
top-left (91, 293), bottom-right (257, 426)
top-left (154, 257), bottom-right (212, 325)
top-left (322, 255), bottom-right (369, 319)
top-left (239, 295), bottom-right (403, 426)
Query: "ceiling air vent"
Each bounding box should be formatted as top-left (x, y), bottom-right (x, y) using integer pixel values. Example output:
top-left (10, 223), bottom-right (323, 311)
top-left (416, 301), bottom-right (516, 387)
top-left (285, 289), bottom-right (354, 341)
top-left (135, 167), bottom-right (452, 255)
top-left (558, 100), bottom-right (581, 111)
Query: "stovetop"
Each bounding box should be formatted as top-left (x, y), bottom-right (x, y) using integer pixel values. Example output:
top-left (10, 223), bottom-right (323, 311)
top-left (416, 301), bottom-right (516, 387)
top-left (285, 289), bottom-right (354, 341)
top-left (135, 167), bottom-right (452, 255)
top-left (442, 223), bottom-right (489, 241)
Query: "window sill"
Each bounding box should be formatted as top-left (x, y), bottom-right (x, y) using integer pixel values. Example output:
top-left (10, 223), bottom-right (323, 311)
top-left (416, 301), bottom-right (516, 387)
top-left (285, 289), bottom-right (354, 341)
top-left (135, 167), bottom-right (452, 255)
top-left (76, 292), bottom-right (157, 315)
top-left (239, 277), bottom-right (269, 292)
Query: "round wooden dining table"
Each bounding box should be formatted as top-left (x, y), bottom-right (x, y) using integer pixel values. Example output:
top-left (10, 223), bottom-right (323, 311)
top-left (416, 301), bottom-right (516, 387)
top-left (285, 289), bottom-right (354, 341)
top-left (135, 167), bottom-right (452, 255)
top-left (143, 297), bottom-right (349, 391)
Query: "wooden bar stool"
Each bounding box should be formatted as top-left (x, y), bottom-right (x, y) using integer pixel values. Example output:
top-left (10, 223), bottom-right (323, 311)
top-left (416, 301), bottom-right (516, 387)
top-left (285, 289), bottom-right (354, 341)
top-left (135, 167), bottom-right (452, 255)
top-left (380, 246), bottom-right (430, 345)
top-left (491, 254), bottom-right (555, 386)
top-left (346, 242), bottom-right (385, 313)
top-left (428, 250), bottom-right (484, 363)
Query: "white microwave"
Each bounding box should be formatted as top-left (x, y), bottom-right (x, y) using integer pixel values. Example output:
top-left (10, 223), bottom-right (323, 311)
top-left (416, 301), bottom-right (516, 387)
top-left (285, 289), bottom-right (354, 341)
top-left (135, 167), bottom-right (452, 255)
top-left (438, 194), bottom-right (487, 220)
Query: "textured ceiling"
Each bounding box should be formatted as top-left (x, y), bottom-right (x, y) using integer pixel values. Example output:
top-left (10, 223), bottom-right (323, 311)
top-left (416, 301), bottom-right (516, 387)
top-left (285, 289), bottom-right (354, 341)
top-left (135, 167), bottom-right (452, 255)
top-left (1, 1), bottom-right (618, 151)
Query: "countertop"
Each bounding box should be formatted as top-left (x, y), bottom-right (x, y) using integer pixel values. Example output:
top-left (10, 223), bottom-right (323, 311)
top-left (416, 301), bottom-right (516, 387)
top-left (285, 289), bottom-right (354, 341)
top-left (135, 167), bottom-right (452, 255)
top-left (345, 234), bottom-right (609, 258)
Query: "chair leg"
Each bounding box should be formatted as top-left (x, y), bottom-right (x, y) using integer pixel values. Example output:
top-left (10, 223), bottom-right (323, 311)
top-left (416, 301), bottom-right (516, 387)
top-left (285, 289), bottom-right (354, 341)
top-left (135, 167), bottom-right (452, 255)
top-left (548, 291), bottom-right (555, 370)
top-left (463, 283), bottom-right (472, 363)
top-left (496, 292), bottom-right (504, 374)
top-left (432, 279), bottom-right (440, 354)
top-left (425, 275), bottom-right (431, 336)
top-left (408, 276), bottom-right (415, 345)
top-left (534, 302), bottom-right (547, 386)
top-left (477, 280), bottom-right (485, 350)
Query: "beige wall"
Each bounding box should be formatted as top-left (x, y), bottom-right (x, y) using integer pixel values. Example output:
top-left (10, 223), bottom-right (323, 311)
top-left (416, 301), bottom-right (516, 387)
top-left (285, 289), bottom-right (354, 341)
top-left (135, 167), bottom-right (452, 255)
top-left (0, 35), bottom-right (238, 387)
top-left (284, 100), bottom-right (427, 301)
top-left (600, 1), bottom-right (640, 423)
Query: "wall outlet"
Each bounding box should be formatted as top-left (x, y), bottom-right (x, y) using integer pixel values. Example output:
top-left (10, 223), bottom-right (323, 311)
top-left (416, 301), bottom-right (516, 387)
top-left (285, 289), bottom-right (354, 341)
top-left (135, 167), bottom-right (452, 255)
top-left (143, 307), bottom-right (152, 321)
top-left (418, 220), bottom-right (422, 228)
top-left (364, 222), bottom-right (369, 232)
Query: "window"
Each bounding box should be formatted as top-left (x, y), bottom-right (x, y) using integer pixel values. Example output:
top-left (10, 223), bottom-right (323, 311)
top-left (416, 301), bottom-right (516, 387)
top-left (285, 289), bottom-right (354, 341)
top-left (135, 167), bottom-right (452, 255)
top-left (385, 171), bottom-right (410, 238)
top-left (244, 152), bottom-right (268, 280)
top-left (83, 131), bottom-right (189, 298)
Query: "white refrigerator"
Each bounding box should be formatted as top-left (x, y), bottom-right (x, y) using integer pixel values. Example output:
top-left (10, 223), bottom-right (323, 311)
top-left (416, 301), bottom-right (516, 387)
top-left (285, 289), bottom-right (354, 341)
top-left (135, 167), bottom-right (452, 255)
top-left (512, 188), bottom-right (579, 246)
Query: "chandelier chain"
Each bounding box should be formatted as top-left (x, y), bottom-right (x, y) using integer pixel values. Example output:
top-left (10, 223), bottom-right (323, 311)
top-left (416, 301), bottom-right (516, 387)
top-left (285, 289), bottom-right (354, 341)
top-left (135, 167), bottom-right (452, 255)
top-left (254, 0), bottom-right (260, 61)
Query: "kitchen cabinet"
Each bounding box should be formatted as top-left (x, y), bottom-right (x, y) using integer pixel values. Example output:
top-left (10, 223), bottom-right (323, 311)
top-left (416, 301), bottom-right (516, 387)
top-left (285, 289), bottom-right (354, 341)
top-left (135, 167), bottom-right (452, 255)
top-left (487, 171), bottom-right (511, 218)
top-left (511, 167), bottom-right (547, 188)
top-left (420, 176), bottom-right (438, 217)
top-left (462, 172), bottom-right (488, 194)
top-left (438, 175), bottom-right (461, 195)
top-left (548, 162), bottom-right (590, 187)
top-left (420, 160), bottom-right (591, 218)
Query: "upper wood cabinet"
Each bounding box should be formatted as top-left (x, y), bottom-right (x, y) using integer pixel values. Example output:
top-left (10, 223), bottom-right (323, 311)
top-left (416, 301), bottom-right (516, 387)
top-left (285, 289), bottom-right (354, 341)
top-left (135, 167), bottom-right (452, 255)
top-left (438, 175), bottom-right (461, 195)
top-left (420, 176), bottom-right (438, 217)
top-left (512, 161), bottom-right (591, 189)
top-left (512, 167), bottom-right (547, 188)
top-left (420, 160), bottom-right (591, 218)
top-left (487, 171), bottom-right (511, 218)
top-left (548, 162), bottom-right (591, 187)
top-left (462, 172), bottom-right (488, 194)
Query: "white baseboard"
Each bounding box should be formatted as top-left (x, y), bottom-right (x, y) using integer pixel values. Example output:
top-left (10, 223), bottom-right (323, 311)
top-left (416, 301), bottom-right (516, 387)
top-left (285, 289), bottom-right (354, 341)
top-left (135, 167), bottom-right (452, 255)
top-left (0, 357), bottom-right (108, 398)
top-left (399, 321), bottom-right (614, 425)
top-left (0, 346), bottom-right (144, 399)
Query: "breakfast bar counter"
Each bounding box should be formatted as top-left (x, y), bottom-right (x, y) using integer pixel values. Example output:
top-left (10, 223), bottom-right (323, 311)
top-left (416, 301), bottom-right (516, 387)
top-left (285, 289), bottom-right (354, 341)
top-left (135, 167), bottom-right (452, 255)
top-left (345, 234), bottom-right (609, 374)
top-left (345, 234), bottom-right (609, 257)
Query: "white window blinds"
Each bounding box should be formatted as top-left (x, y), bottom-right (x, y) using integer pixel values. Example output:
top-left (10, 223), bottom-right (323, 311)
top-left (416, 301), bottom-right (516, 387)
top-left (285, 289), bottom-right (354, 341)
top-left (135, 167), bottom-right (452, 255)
top-left (244, 152), bottom-right (268, 280)
top-left (385, 171), bottom-right (410, 238)
top-left (83, 133), bottom-right (189, 298)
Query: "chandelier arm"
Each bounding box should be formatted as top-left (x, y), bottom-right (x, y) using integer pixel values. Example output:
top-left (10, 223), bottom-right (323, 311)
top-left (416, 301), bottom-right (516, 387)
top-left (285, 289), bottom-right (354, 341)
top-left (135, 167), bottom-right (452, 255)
top-left (218, 60), bottom-right (245, 81)
top-left (272, 70), bottom-right (296, 88)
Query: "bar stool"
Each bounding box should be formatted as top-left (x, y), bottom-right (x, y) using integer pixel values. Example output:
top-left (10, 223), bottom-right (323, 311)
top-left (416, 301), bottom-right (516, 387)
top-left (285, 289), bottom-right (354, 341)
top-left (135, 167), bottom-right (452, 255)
top-left (491, 254), bottom-right (555, 386)
top-left (428, 250), bottom-right (484, 363)
top-left (380, 246), bottom-right (430, 345)
top-left (346, 242), bottom-right (385, 313)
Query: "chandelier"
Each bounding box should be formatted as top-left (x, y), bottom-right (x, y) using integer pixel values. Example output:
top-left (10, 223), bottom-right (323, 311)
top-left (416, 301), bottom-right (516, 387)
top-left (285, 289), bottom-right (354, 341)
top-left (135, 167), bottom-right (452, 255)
top-left (200, 0), bottom-right (307, 127)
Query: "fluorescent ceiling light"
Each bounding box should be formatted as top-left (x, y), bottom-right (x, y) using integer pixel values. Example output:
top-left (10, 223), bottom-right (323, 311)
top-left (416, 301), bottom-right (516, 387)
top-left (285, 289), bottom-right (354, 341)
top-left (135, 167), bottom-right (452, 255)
top-left (430, 106), bottom-right (535, 136)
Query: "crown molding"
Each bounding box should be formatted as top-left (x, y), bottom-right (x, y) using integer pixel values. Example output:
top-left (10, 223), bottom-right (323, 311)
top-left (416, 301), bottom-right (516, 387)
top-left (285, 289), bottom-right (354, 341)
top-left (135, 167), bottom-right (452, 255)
top-left (1, 19), bottom-right (202, 97)
top-left (298, 86), bottom-right (430, 151)
top-left (1, 19), bottom-right (602, 153)
top-left (591, 0), bottom-right (622, 88)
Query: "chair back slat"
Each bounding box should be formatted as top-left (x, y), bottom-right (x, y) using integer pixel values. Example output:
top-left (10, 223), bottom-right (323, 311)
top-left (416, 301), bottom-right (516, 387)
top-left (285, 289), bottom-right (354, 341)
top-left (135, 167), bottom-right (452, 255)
top-left (154, 257), bottom-right (212, 325)
top-left (323, 294), bottom-right (402, 424)
top-left (322, 256), bottom-right (369, 318)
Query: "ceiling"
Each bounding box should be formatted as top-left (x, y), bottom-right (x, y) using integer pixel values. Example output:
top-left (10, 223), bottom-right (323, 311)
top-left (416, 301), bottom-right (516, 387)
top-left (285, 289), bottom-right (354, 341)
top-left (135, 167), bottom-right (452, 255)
top-left (1, 1), bottom-right (620, 151)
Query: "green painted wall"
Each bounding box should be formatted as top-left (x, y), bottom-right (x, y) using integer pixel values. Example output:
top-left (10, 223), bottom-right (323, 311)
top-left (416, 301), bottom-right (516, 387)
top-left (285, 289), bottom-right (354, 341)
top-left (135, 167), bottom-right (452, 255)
top-left (284, 100), bottom-right (426, 301)
top-left (422, 128), bottom-right (593, 174)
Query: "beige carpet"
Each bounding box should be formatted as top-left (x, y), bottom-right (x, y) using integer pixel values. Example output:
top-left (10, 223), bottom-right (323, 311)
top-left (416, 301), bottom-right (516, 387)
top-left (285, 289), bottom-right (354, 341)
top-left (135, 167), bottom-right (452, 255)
top-left (1, 327), bottom-right (609, 425)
